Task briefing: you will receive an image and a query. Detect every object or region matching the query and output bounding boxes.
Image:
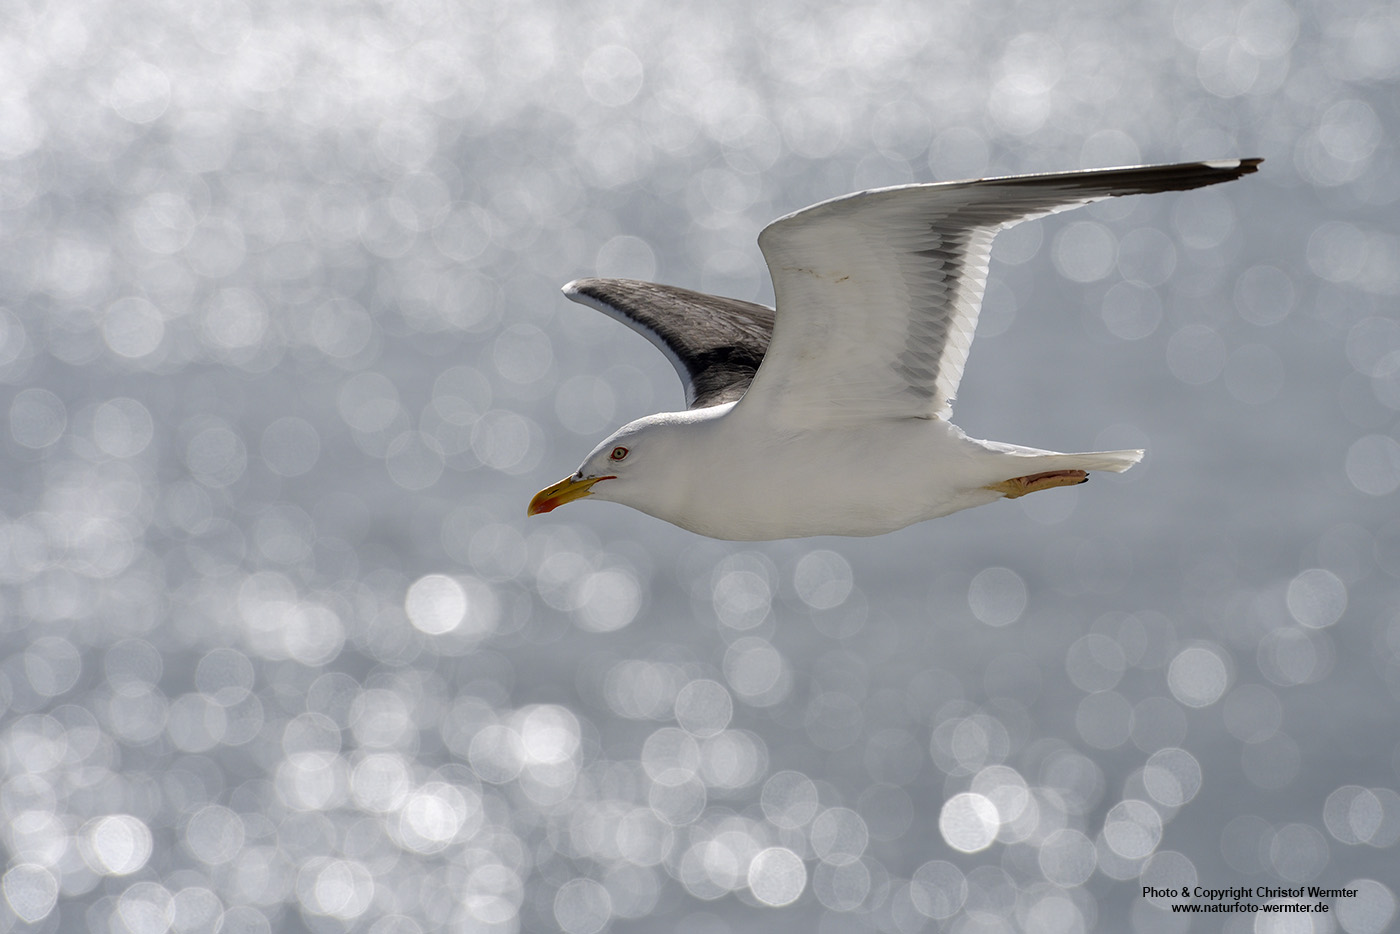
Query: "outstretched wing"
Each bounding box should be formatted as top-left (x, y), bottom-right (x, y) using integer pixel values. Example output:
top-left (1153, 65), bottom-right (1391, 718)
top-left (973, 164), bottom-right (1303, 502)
top-left (563, 278), bottom-right (774, 408)
top-left (743, 158), bottom-right (1262, 427)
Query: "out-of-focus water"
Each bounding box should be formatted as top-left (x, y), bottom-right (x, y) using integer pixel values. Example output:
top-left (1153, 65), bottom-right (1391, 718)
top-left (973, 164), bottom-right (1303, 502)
top-left (2, 1), bottom-right (1398, 931)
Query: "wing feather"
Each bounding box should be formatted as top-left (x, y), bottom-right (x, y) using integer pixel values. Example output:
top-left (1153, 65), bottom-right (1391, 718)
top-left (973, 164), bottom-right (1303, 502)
top-left (744, 158), bottom-right (1262, 426)
top-left (563, 278), bottom-right (774, 408)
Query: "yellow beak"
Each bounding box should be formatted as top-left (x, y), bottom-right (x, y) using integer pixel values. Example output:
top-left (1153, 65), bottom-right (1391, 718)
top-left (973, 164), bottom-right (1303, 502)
top-left (528, 475), bottom-right (612, 516)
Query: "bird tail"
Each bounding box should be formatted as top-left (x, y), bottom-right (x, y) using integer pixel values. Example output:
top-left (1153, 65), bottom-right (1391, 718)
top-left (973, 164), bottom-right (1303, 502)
top-left (1028, 448), bottom-right (1145, 473)
top-left (976, 439), bottom-right (1145, 474)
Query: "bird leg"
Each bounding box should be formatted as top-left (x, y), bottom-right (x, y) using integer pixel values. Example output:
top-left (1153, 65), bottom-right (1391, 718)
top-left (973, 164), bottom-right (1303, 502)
top-left (986, 469), bottom-right (1089, 499)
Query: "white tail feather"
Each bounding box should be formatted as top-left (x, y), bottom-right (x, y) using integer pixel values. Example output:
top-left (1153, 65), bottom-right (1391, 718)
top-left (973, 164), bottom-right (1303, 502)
top-left (1037, 449), bottom-right (1144, 473)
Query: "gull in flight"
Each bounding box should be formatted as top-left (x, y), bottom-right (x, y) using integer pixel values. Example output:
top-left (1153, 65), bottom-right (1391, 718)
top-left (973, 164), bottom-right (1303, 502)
top-left (529, 159), bottom-right (1261, 540)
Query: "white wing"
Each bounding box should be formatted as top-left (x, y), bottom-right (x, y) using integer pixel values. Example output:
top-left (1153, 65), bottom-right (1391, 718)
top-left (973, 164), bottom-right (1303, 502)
top-left (742, 159), bottom-right (1261, 427)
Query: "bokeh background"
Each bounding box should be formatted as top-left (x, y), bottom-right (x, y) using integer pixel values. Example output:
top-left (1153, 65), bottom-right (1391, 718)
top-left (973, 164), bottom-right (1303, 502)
top-left (2, 0), bottom-right (1398, 931)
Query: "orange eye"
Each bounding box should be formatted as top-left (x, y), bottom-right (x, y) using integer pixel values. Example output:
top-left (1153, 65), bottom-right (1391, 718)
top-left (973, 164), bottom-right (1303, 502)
top-left (610, 446), bottom-right (628, 461)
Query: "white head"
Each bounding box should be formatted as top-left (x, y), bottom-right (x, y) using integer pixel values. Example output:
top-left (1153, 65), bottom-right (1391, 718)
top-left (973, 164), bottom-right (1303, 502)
top-left (528, 412), bottom-right (698, 519)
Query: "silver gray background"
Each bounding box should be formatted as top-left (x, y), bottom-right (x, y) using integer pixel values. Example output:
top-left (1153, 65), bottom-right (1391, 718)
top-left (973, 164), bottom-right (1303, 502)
top-left (1, 0), bottom-right (1397, 932)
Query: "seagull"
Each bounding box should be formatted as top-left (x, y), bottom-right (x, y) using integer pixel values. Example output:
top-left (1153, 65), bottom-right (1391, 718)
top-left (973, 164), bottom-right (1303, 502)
top-left (529, 159), bottom-right (1261, 540)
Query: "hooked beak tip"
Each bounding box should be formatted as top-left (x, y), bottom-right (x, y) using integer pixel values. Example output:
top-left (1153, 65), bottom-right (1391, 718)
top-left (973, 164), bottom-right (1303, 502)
top-left (528, 474), bottom-right (610, 517)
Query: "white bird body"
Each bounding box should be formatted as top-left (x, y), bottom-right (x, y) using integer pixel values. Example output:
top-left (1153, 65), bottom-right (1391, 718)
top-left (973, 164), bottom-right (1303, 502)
top-left (529, 159), bottom-right (1259, 540)
top-left (582, 403), bottom-right (1140, 540)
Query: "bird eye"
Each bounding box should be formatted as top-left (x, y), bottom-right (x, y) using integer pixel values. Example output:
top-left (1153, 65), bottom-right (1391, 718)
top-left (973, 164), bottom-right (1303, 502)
top-left (610, 446), bottom-right (628, 461)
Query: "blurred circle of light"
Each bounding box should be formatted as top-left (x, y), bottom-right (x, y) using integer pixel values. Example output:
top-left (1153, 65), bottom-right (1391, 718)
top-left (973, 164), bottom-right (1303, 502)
top-left (1038, 829), bottom-right (1097, 887)
top-left (471, 410), bottom-right (544, 474)
top-left (793, 550), bottom-right (853, 609)
top-left (93, 397), bottom-right (155, 458)
top-left (555, 374), bottom-right (618, 437)
top-left (276, 752), bottom-right (349, 811)
top-left (386, 430), bottom-right (446, 490)
top-left (1345, 434), bottom-right (1400, 496)
top-left (117, 882), bottom-right (175, 934)
top-left (109, 60), bottom-right (171, 123)
top-left (712, 556), bottom-right (774, 630)
top-left (492, 323), bottom-right (554, 385)
top-left (938, 793), bottom-right (999, 853)
top-left (616, 808), bottom-right (674, 866)
top-left (1323, 785), bottom-right (1382, 845)
top-left (575, 567), bottom-right (642, 632)
top-left (761, 770), bottom-right (819, 830)
top-left (1221, 814), bottom-right (1274, 874)
top-left (1139, 850), bottom-right (1198, 903)
top-left (1065, 633), bottom-right (1126, 693)
top-left (747, 847), bottom-right (806, 907)
top-left (350, 753), bottom-right (412, 811)
top-left (183, 805), bottom-right (246, 866)
top-left (581, 45), bottom-right (644, 107)
top-left (813, 858), bottom-right (870, 911)
top-left (555, 878), bottom-right (613, 934)
top-left (167, 692), bottom-right (228, 752)
top-left (810, 807), bottom-right (869, 866)
top-left (604, 658), bottom-right (683, 720)
top-left (909, 860), bottom-right (967, 920)
top-left (1142, 748), bottom-right (1203, 808)
top-left (201, 288), bottom-right (270, 360)
top-left (398, 782), bottom-right (480, 854)
top-left (1166, 644), bottom-right (1230, 707)
top-left (467, 724), bottom-right (525, 784)
top-left (723, 637), bottom-right (788, 704)
top-left (932, 713), bottom-right (1012, 776)
top-left (171, 888), bottom-right (223, 931)
top-left (1257, 628), bottom-right (1332, 686)
top-left (81, 814), bottom-right (154, 875)
top-left (260, 416), bottom-right (321, 477)
top-left (967, 567), bottom-right (1027, 627)
top-left (1222, 683), bottom-right (1282, 743)
top-left (350, 688), bottom-right (413, 748)
top-left (9, 388), bottom-right (66, 449)
top-left (102, 296), bottom-right (165, 360)
top-left (1286, 568), bottom-right (1347, 628)
top-left (1336, 880), bottom-right (1397, 934)
top-left (1101, 800), bottom-right (1162, 859)
top-left (23, 636), bottom-right (81, 697)
top-left (641, 727), bottom-right (700, 785)
top-left (1234, 264), bottom-right (1296, 326)
top-left (1166, 324), bottom-right (1226, 386)
top-left (1, 864), bottom-right (57, 923)
top-left (1269, 822), bottom-right (1330, 882)
top-left (1101, 282), bottom-right (1163, 341)
top-left (195, 647), bottom-right (255, 705)
top-left (1053, 221), bottom-right (1117, 283)
top-left (674, 679), bottom-right (733, 737)
top-left (699, 729), bottom-right (767, 789)
top-left (1115, 227), bottom-right (1177, 288)
top-left (405, 574), bottom-right (466, 634)
top-left (1346, 317), bottom-right (1400, 379)
top-left (970, 765), bottom-right (1031, 827)
top-left (295, 858), bottom-right (374, 921)
top-left (518, 705), bottom-right (580, 768)
top-left (595, 234), bottom-right (656, 280)
top-left (184, 422), bottom-right (247, 488)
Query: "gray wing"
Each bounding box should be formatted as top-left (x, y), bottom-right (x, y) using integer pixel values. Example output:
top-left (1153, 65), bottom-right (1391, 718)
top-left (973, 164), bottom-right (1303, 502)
top-left (746, 158), bottom-right (1263, 427)
top-left (563, 278), bottom-right (774, 408)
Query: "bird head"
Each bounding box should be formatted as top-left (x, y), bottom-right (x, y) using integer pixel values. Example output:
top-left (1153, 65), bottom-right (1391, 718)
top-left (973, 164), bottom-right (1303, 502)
top-left (528, 414), bottom-right (678, 517)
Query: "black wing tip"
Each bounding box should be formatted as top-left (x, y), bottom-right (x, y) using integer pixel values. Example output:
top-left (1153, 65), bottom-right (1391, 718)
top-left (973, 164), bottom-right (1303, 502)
top-left (1201, 156), bottom-right (1263, 177)
top-left (1094, 157), bottom-right (1264, 196)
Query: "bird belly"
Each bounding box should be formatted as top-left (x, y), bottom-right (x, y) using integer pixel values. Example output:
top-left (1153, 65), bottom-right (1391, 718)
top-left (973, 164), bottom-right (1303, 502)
top-left (663, 418), bottom-right (1001, 540)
